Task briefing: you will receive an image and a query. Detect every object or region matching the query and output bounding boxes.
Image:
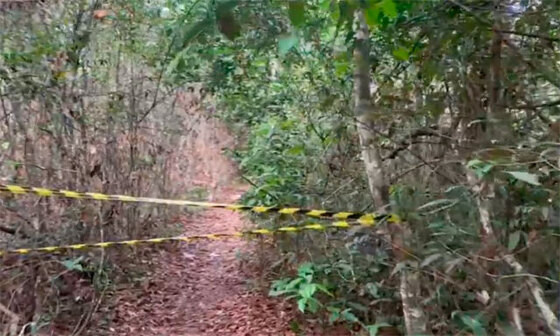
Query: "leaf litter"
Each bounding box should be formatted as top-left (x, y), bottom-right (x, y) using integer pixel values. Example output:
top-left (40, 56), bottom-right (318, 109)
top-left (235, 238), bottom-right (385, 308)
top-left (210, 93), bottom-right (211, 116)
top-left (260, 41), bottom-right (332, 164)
top-left (99, 98), bottom-right (348, 336)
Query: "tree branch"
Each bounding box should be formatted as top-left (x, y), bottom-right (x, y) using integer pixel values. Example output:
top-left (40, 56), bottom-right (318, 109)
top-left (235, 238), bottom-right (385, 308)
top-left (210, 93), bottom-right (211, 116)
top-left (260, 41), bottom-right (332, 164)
top-left (0, 224), bottom-right (17, 236)
top-left (0, 302), bottom-right (19, 336)
top-left (472, 179), bottom-right (560, 336)
top-left (382, 126), bottom-right (440, 160)
top-left (506, 99), bottom-right (560, 109)
top-left (502, 37), bottom-right (560, 90)
top-left (493, 29), bottom-right (560, 43)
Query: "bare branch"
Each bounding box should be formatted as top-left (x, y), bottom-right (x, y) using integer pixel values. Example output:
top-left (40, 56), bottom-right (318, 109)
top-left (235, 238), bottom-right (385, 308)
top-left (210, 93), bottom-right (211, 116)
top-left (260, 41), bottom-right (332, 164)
top-left (494, 29), bottom-right (560, 43)
top-left (382, 126), bottom-right (440, 160)
top-left (0, 302), bottom-right (19, 336)
top-left (0, 224), bottom-right (17, 236)
top-left (506, 99), bottom-right (560, 110)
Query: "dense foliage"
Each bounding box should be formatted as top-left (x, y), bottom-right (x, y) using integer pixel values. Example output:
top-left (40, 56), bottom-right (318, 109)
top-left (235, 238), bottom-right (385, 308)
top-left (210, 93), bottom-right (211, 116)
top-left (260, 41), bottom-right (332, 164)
top-left (1, 0), bottom-right (558, 335)
top-left (167, 1), bottom-right (559, 334)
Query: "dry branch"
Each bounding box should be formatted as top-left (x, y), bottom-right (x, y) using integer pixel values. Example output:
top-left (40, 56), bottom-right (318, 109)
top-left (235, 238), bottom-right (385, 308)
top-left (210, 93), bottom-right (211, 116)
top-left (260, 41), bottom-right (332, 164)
top-left (0, 302), bottom-right (19, 336)
top-left (382, 126), bottom-right (440, 161)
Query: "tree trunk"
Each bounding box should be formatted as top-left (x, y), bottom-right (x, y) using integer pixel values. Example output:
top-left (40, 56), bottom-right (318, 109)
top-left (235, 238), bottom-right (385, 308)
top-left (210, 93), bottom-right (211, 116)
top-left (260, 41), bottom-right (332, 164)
top-left (353, 10), bottom-right (427, 335)
top-left (353, 10), bottom-right (387, 208)
top-left (465, 3), bottom-right (560, 333)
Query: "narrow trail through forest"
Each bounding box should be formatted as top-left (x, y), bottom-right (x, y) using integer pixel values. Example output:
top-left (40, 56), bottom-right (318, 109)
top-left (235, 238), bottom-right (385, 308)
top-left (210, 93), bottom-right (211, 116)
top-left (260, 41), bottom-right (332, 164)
top-left (106, 99), bottom-right (347, 336)
top-left (111, 186), bottom-right (296, 335)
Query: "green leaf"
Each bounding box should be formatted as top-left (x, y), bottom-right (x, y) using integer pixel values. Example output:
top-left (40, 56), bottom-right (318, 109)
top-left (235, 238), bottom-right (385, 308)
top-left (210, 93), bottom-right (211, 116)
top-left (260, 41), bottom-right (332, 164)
top-left (299, 283), bottom-right (317, 299)
top-left (179, 18), bottom-right (212, 49)
top-left (307, 297), bottom-right (320, 313)
top-left (365, 282), bottom-right (379, 298)
top-left (479, 163), bottom-right (494, 176)
top-left (297, 262), bottom-right (314, 276)
top-left (297, 297), bottom-right (307, 312)
top-left (392, 47), bottom-right (410, 61)
top-left (460, 315), bottom-right (488, 336)
top-left (390, 261), bottom-right (407, 277)
top-left (508, 231), bottom-right (521, 251)
top-left (496, 311), bottom-right (523, 335)
top-left (467, 159), bottom-right (483, 169)
top-left (347, 301), bottom-right (368, 312)
top-left (338, 0), bottom-right (353, 21)
top-left (334, 60), bottom-right (350, 76)
top-left (330, 1), bottom-right (340, 22)
top-left (278, 33), bottom-right (299, 56)
top-left (420, 253), bottom-right (442, 268)
top-left (335, 262), bottom-right (353, 275)
top-left (269, 288), bottom-right (290, 296)
top-left (380, 0), bottom-right (397, 19)
top-left (364, 6), bottom-right (380, 27)
top-left (505, 171), bottom-right (541, 186)
top-left (366, 323), bottom-right (391, 336)
top-left (287, 144), bottom-right (304, 155)
top-left (288, 1), bottom-right (305, 27)
top-left (269, 278), bottom-right (293, 296)
top-left (61, 257), bottom-right (84, 272)
top-left (467, 159), bottom-right (495, 178)
top-left (328, 308), bottom-right (341, 323)
top-left (316, 283), bottom-right (333, 297)
top-left (216, 0), bottom-right (238, 13)
top-left (319, 0), bottom-right (333, 11)
top-left (341, 309), bottom-right (359, 323)
top-left (286, 277), bottom-right (303, 290)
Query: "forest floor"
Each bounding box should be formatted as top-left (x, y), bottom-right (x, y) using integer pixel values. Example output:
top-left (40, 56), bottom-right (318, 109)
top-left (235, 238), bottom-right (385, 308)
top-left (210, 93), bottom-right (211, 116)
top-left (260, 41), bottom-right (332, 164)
top-left (103, 100), bottom-right (349, 335)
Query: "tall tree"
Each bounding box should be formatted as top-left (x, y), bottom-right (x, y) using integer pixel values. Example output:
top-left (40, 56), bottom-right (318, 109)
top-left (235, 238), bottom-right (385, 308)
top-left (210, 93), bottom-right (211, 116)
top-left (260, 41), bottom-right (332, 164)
top-left (353, 7), bottom-right (427, 335)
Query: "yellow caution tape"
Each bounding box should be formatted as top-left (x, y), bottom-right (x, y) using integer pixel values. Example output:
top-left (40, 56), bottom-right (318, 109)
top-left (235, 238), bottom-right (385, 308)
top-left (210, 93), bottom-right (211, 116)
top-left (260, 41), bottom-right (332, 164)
top-left (0, 184), bottom-right (393, 225)
top-left (0, 217), bottom-right (402, 257)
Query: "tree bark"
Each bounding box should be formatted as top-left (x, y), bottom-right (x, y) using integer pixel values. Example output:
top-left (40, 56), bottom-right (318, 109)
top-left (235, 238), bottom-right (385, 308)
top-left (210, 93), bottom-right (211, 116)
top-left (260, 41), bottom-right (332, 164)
top-left (353, 10), bottom-right (428, 335)
top-left (353, 10), bottom-right (388, 208)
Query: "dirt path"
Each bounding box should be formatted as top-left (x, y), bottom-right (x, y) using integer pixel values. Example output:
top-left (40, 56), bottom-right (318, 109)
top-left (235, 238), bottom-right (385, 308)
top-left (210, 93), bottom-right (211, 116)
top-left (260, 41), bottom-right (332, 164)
top-left (111, 186), bottom-right (298, 335)
top-left (107, 99), bottom-right (347, 335)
